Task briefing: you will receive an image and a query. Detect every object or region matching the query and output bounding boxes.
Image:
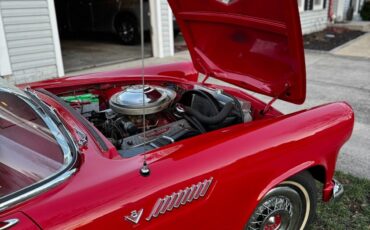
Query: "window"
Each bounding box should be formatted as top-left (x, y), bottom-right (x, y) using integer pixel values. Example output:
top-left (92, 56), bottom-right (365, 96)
top-left (313, 0), bottom-right (324, 10)
top-left (0, 89), bottom-right (71, 202)
top-left (304, 0), bottom-right (326, 11)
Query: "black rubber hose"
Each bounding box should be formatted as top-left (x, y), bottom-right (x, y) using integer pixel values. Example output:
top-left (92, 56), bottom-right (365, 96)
top-left (184, 114), bottom-right (206, 133)
top-left (222, 91), bottom-right (244, 122)
top-left (184, 102), bottom-right (234, 125)
top-left (180, 90), bottom-right (220, 114)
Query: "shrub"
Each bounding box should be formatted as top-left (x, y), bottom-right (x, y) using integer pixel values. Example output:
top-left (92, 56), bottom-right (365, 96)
top-left (360, 1), bottom-right (370, 20)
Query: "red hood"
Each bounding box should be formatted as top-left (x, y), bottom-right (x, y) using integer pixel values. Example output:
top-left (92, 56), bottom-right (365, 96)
top-left (168, 0), bottom-right (306, 104)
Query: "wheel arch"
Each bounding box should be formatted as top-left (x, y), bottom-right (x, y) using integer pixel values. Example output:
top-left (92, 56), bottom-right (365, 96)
top-left (257, 162), bottom-right (326, 202)
top-left (306, 165), bottom-right (326, 184)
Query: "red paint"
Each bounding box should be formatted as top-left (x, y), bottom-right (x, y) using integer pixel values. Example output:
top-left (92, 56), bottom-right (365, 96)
top-left (168, 0), bottom-right (306, 104)
top-left (1, 1), bottom-right (354, 229)
top-left (1, 73), bottom-right (354, 229)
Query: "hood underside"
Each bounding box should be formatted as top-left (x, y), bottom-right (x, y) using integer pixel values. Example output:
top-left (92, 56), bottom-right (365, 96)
top-left (168, 0), bottom-right (306, 104)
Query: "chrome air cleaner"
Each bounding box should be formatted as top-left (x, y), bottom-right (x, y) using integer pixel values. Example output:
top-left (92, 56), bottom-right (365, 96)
top-left (109, 85), bottom-right (176, 115)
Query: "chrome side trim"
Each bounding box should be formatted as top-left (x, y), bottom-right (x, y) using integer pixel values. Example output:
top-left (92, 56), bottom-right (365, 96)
top-left (0, 218), bottom-right (19, 230)
top-left (146, 177), bottom-right (213, 221)
top-left (0, 169), bottom-right (77, 212)
top-left (332, 179), bottom-right (344, 201)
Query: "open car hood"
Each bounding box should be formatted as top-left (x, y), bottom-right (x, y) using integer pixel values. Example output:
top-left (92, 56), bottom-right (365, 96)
top-left (168, 0), bottom-right (306, 104)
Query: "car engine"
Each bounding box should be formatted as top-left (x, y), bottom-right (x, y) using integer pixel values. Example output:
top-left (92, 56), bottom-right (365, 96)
top-left (64, 84), bottom-right (253, 158)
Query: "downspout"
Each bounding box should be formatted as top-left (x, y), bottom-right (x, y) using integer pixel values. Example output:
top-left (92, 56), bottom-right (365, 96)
top-left (328, 0), bottom-right (335, 22)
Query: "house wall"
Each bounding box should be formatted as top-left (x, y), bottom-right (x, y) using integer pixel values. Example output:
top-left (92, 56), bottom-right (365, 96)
top-left (300, 9), bottom-right (329, 34)
top-left (160, 0), bottom-right (174, 57)
top-left (0, 0), bottom-right (63, 84)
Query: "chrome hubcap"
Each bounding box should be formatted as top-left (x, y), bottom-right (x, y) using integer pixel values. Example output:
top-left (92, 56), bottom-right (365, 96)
top-left (267, 216), bottom-right (275, 225)
top-left (264, 214), bottom-right (282, 230)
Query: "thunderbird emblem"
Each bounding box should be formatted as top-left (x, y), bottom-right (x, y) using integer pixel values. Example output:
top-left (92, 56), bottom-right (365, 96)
top-left (124, 209), bottom-right (143, 224)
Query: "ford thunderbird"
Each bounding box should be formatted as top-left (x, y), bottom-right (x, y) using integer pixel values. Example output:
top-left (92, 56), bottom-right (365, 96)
top-left (0, 0), bottom-right (354, 229)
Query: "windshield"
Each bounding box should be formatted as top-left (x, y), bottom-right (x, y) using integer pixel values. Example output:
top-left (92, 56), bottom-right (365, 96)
top-left (0, 87), bottom-right (72, 201)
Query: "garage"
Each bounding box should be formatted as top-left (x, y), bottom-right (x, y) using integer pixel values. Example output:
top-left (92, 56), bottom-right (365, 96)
top-left (55, 0), bottom-right (154, 72)
top-left (0, 0), bottom-right (176, 84)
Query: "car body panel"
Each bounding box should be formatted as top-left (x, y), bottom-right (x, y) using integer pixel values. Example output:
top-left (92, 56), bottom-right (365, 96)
top-left (18, 62), bottom-right (199, 93)
top-left (1, 71), bottom-right (354, 229)
top-left (1, 0), bottom-right (355, 228)
top-left (168, 0), bottom-right (306, 104)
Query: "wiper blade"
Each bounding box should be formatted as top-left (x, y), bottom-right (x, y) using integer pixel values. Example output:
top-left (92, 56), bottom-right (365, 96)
top-left (24, 88), bottom-right (63, 127)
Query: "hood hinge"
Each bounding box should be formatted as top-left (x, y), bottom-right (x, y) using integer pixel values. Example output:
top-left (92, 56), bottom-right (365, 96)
top-left (261, 83), bottom-right (291, 115)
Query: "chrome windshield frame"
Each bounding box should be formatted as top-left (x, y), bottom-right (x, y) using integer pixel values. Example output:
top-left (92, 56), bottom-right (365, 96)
top-left (0, 87), bottom-right (78, 212)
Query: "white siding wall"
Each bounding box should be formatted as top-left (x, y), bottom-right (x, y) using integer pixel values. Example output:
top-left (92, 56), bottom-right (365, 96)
top-left (0, 0), bottom-right (63, 84)
top-left (150, 0), bottom-right (174, 58)
top-left (300, 9), bottom-right (329, 34)
top-left (160, 0), bottom-right (173, 57)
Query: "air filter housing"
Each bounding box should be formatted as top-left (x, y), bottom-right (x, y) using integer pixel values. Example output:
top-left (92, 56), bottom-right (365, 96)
top-left (109, 85), bottom-right (176, 115)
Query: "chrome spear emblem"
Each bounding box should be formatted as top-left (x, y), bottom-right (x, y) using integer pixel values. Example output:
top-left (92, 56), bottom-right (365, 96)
top-left (124, 209), bottom-right (143, 224)
top-left (217, 0), bottom-right (236, 5)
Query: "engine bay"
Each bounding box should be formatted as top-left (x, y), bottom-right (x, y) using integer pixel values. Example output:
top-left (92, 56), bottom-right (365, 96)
top-left (61, 84), bottom-right (253, 158)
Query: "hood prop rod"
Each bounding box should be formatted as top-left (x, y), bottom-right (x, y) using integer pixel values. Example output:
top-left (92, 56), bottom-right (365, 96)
top-left (261, 83), bottom-right (291, 116)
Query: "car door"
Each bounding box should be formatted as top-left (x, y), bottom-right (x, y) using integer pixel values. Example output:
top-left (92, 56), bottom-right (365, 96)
top-left (0, 213), bottom-right (40, 230)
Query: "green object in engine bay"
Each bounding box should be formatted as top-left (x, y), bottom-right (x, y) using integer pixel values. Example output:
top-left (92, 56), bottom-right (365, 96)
top-left (61, 93), bottom-right (99, 104)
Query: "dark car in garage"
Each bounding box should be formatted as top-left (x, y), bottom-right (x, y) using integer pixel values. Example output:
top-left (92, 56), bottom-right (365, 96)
top-left (55, 0), bottom-right (151, 45)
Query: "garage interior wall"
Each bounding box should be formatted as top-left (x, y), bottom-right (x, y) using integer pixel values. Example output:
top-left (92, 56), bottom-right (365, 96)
top-left (0, 0), bottom-right (64, 84)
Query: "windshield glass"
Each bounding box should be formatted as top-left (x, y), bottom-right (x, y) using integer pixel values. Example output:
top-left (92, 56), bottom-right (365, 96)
top-left (0, 89), bottom-right (66, 199)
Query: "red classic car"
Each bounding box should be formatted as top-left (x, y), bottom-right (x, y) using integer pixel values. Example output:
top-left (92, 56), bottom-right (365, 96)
top-left (0, 0), bottom-right (354, 229)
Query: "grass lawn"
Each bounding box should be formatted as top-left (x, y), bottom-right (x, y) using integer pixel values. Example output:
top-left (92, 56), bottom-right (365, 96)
top-left (311, 171), bottom-right (370, 230)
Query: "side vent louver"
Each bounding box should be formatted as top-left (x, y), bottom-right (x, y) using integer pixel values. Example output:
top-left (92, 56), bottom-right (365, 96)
top-left (146, 178), bottom-right (214, 221)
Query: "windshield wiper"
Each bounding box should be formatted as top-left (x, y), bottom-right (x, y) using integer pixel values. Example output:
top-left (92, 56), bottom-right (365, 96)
top-left (24, 88), bottom-right (64, 128)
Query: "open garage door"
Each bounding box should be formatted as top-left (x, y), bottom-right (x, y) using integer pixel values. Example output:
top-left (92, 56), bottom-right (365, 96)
top-left (54, 0), bottom-right (153, 73)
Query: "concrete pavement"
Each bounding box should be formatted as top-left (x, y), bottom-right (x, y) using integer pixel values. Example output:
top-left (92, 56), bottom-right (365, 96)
top-left (271, 51), bottom-right (370, 179)
top-left (331, 33), bottom-right (370, 59)
top-left (70, 49), bottom-right (370, 179)
top-left (62, 39), bottom-right (152, 72)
